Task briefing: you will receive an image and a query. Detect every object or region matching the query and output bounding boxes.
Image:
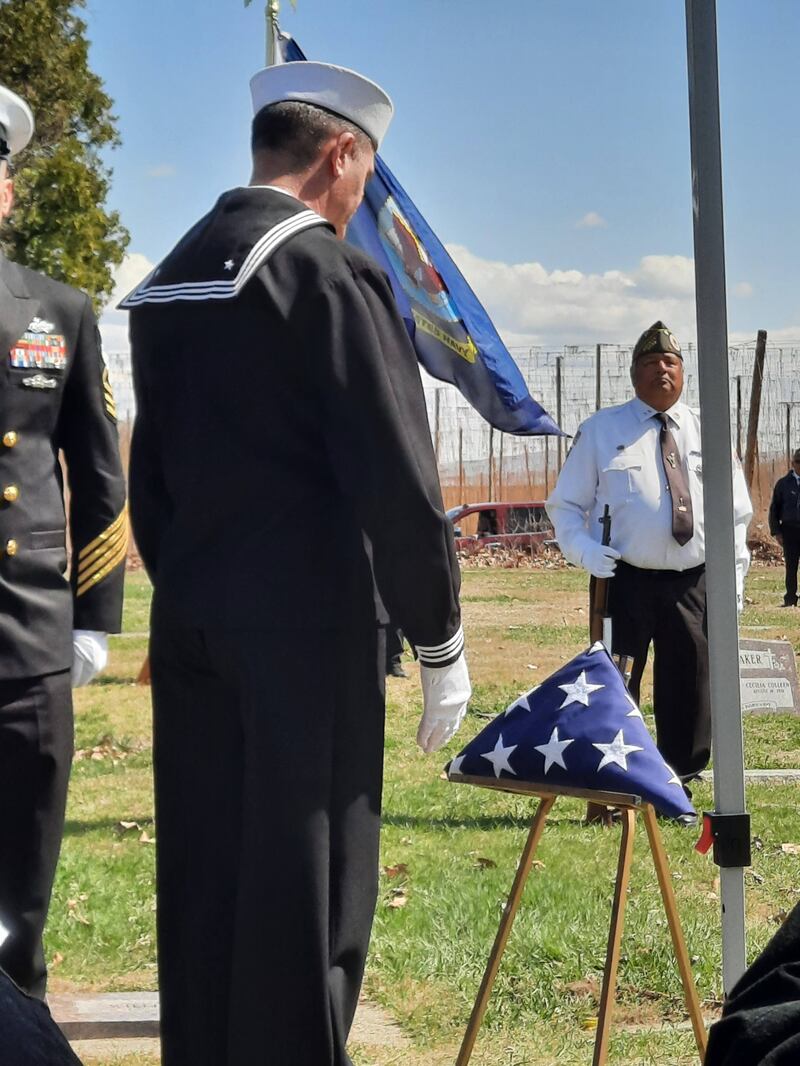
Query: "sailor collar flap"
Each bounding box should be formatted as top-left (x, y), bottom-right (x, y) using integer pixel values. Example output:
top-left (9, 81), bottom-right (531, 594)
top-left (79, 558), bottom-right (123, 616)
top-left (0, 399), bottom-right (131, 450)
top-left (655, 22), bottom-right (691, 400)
top-left (119, 191), bottom-right (331, 308)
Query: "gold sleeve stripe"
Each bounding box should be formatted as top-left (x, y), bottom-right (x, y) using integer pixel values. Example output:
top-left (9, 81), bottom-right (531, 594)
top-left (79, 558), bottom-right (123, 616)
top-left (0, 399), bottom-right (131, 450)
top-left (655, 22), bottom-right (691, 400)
top-left (76, 523), bottom-right (129, 588)
top-left (78, 509), bottom-right (127, 562)
top-left (77, 521), bottom-right (127, 574)
top-left (102, 368), bottom-right (117, 419)
top-left (76, 536), bottom-right (128, 597)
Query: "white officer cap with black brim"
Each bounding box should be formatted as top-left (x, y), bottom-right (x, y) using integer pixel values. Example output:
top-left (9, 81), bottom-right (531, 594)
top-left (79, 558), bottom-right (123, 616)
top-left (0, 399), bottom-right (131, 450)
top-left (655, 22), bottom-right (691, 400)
top-left (0, 84), bottom-right (34, 160)
top-left (250, 61), bottom-right (393, 149)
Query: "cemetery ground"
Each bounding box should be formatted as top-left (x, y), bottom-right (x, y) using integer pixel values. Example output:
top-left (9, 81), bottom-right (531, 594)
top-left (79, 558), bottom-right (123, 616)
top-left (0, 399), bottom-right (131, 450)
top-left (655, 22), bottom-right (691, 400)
top-left (53, 564), bottom-right (800, 1066)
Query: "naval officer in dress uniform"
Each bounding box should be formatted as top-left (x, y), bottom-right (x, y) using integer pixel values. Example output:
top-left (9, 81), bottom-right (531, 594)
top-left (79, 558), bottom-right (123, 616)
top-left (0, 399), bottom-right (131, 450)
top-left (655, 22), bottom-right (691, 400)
top-left (124, 62), bottom-right (471, 1066)
top-left (0, 85), bottom-right (127, 998)
top-left (547, 322), bottom-right (751, 793)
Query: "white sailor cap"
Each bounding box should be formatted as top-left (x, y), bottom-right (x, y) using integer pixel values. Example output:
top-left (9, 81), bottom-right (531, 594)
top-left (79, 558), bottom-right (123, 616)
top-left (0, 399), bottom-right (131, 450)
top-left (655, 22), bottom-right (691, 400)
top-left (0, 84), bottom-right (33, 159)
top-left (250, 61), bottom-right (393, 149)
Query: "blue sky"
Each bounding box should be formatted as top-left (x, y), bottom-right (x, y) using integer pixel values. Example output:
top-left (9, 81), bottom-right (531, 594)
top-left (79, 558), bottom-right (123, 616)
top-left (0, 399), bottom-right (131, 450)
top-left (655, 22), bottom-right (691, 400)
top-left (83, 0), bottom-right (800, 351)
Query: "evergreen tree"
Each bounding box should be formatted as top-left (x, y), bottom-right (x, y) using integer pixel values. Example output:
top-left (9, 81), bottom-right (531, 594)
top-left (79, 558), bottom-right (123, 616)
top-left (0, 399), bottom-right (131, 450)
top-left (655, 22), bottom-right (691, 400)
top-left (0, 0), bottom-right (129, 306)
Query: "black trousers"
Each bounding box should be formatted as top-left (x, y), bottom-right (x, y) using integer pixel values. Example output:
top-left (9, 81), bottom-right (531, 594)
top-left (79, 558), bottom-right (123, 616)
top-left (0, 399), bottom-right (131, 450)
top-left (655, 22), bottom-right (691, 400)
top-left (608, 562), bottom-right (709, 779)
top-left (781, 526), bottom-right (800, 605)
top-left (149, 603), bottom-right (386, 1066)
top-left (385, 625), bottom-right (404, 673)
top-left (0, 672), bottom-right (73, 1000)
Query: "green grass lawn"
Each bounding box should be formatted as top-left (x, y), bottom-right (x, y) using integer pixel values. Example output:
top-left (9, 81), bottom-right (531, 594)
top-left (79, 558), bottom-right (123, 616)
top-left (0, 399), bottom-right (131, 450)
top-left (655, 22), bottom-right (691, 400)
top-left (51, 564), bottom-right (800, 1065)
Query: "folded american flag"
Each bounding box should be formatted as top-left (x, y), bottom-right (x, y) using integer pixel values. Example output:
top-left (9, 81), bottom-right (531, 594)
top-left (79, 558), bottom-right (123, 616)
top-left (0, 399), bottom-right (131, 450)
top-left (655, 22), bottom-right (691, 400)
top-left (448, 643), bottom-right (695, 821)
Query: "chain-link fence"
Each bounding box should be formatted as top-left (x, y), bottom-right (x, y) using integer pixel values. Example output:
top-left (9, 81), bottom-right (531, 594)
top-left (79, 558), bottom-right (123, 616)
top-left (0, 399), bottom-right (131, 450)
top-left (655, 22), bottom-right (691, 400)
top-left (106, 339), bottom-right (800, 516)
top-left (419, 341), bottom-right (800, 515)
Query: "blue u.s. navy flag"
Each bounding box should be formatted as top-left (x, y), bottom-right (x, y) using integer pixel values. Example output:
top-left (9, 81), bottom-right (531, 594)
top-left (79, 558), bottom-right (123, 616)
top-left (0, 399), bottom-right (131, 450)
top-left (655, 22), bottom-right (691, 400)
top-left (448, 644), bottom-right (696, 820)
top-left (278, 33), bottom-right (561, 437)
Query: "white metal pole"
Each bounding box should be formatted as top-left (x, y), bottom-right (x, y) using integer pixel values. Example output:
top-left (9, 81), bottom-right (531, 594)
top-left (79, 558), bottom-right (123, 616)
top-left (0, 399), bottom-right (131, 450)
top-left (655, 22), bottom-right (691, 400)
top-left (266, 0), bottom-right (280, 65)
top-left (685, 0), bottom-right (749, 993)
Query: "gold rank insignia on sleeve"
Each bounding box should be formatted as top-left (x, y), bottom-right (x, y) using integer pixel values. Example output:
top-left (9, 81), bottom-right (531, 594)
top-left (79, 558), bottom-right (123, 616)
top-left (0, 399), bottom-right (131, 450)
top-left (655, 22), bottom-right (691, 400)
top-left (102, 367), bottom-right (117, 421)
top-left (76, 507), bottom-right (128, 597)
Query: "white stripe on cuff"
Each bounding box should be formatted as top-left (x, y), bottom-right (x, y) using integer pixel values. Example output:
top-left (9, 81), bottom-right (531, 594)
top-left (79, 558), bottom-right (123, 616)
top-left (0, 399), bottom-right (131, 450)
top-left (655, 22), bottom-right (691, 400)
top-left (416, 626), bottom-right (464, 665)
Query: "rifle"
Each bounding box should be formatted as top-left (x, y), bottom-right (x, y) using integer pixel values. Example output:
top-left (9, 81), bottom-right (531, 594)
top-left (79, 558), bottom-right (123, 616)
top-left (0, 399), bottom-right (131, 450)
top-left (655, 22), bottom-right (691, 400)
top-left (589, 505), bottom-right (612, 646)
top-left (586, 506), bottom-right (633, 824)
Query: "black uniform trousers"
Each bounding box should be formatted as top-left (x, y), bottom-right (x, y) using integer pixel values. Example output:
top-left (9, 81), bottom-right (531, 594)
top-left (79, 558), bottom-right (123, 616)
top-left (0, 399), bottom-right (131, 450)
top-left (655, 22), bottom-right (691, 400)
top-left (0, 672), bottom-right (73, 1000)
top-left (149, 601), bottom-right (386, 1066)
top-left (384, 625), bottom-right (405, 674)
top-left (780, 525), bottom-right (800, 606)
top-left (608, 561), bottom-right (709, 779)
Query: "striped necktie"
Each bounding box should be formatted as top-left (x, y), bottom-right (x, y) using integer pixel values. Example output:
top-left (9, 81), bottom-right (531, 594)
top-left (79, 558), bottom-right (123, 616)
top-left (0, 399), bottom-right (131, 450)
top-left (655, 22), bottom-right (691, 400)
top-left (656, 413), bottom-right (694, 546)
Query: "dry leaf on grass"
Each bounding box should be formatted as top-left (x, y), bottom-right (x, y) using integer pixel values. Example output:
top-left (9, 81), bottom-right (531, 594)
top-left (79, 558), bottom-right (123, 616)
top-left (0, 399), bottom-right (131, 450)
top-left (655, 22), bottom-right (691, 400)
top-left (386, 889), bottom-right (408, 909)
top-left (564, 978), bottom-right (600, 998)
top-left (781, 843), bottom-right (800, 854)
top-left (139, 831), bottom-right (156, 845)
top-left (66, 896), bottom-right (91, 926)
top-left (383, 863), bottom-right (408, 879)
top-left (472, 856), bottom-right (497, 870)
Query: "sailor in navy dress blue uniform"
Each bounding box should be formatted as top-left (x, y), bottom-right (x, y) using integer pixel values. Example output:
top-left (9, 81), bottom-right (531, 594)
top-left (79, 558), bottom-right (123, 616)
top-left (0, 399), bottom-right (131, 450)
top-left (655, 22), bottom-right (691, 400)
top-left (124, 62), bottom-right (471, 1066)
top-left (0, 84), bottom-right (127, 998)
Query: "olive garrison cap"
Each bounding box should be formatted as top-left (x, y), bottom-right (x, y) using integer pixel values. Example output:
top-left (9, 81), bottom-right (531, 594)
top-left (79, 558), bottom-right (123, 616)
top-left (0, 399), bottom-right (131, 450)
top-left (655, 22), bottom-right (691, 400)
top-left (632, 321), bottom-right (682, 363)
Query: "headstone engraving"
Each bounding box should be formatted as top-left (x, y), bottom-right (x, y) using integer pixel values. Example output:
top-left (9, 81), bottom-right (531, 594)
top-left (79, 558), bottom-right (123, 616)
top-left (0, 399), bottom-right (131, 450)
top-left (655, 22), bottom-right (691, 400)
top-left (739, 639), bottom-right (800, 714)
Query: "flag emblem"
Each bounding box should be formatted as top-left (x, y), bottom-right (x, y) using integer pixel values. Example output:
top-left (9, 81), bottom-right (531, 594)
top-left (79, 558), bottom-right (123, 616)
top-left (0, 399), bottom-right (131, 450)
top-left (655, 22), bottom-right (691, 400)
top-left (277, 31), bottom-right (561, 438)
top-left (448, 643), bottom-right (695, 821)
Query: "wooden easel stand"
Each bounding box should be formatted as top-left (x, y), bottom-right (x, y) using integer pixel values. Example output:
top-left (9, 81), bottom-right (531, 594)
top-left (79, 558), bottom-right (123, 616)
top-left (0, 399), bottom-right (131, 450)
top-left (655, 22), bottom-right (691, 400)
top-left (452, 779), bottom-right (707, 1066)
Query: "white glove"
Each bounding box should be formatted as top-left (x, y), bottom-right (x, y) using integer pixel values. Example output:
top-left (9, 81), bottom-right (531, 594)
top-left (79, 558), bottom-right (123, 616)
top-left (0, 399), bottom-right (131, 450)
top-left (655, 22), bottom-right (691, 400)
top-left (417, 651), bottom-right (471, 754)
top-left (72, 630), bottom-right (109, 688)
top-left (580, 540), bottom-right (621, 579)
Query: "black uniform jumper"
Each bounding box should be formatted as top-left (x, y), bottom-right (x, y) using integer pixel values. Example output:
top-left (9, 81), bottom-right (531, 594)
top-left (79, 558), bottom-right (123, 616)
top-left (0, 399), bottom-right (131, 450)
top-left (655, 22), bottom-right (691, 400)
top-left (124, 187), bottom-right (462, 1066)
top-left (0, 253), bottom-right (126, 997)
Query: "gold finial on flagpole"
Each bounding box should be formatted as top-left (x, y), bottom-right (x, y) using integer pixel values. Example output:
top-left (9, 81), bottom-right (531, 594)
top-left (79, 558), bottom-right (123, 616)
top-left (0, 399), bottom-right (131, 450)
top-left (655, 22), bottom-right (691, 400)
top-left (244, 0), bottom-right (282, 66)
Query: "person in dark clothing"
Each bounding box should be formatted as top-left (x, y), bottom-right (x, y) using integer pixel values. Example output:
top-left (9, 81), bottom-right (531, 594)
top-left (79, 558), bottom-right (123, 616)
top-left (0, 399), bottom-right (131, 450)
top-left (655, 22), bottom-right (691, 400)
top-left (124, 61), bottom-right (471, 1066)
top-left (769, 450), bottom-right (800, 606)
top-left (705, 900), bottom-right (800, 1065)
top-left (0, 84), bottom-right (126, 1000)
top-left (385, 624), bottom-right (408, 677)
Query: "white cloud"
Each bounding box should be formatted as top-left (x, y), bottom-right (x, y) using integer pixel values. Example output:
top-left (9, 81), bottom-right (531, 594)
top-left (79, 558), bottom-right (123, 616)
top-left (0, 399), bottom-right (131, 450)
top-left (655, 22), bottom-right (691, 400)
top-left (146, 163), bottom-right (176, 178)
top-left (98, 252), bottom-right (155, 354)
top-left (636, 254), bottom-right (696, 297)
top-left (734, 281), bottom-right (753, 299)
top-left (576, 211), bottom-right (608, 229)
top-left (446, 244), bottom-right (698, 347)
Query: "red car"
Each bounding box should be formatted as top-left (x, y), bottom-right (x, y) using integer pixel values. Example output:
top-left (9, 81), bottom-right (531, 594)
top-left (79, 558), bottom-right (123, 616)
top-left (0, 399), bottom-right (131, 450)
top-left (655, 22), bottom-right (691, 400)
top-left (446, 501), bottom-right (555, 554)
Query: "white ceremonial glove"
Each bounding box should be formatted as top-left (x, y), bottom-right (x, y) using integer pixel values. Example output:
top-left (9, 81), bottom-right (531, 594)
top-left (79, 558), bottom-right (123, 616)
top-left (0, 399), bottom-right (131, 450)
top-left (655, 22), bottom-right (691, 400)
top-left (417, 651), bottom-right (472, 754)
top-left (580, 540), bottom-right (621, 579)
top-left (72, 630), bottom-right (109, 688)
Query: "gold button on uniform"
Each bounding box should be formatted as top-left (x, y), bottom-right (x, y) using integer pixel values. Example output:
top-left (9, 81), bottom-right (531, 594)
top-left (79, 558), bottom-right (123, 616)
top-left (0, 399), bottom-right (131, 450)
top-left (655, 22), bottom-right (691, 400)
top-left (2, 431), bottom-right (18, 448)
top-left (5, 539), bottom-right (18, 557)
top-left (2, 486), bottom-right (19, 503)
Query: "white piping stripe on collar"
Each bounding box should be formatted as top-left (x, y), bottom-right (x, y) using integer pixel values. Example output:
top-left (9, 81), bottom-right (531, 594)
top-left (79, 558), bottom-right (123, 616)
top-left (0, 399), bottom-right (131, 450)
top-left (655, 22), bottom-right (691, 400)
top-left (120, 210), bottom-right (326, 308)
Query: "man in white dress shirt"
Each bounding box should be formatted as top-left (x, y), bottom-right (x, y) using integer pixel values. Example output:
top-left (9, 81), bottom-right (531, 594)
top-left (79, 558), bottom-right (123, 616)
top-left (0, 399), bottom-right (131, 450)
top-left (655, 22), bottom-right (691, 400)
top-left (547, 322), bottom-right (752, 790)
